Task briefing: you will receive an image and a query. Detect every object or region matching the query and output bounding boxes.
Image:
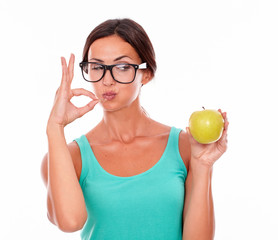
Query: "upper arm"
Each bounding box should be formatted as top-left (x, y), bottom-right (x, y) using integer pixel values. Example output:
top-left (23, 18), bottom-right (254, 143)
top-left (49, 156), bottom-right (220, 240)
top-left (40, 141), bottom-right (82, 187)
top-left (178, 130), bottom-right (191, 222)
top-left (179, 130), bottom-right (190, 171)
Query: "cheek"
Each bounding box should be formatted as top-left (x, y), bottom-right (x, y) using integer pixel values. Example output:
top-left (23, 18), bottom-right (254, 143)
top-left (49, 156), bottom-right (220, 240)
top-left (129, 78), bottom-right (143, 94)
top-left (120, 82), bottom-right (141, 102)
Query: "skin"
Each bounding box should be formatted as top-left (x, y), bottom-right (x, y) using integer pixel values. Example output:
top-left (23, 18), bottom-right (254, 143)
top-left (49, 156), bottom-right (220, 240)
top-left (41, 35), bottom-right (229, 239)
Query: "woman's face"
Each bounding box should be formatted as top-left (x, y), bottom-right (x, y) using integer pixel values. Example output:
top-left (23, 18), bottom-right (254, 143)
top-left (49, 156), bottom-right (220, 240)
top-left (87, 35), bottom-right (151, 112)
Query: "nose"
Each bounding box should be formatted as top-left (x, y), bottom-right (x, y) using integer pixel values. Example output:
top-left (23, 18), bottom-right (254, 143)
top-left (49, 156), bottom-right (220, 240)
top-left (102, 69), bottom-right (115, 86)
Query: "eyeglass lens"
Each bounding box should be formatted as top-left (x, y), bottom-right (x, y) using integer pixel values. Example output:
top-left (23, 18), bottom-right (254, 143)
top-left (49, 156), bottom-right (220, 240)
top-left (82, 63), bottom-right (136, 83)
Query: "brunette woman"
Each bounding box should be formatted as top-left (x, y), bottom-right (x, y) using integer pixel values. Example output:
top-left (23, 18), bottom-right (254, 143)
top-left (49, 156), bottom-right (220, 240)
top-left (41, 18), bottom-right (228, 240)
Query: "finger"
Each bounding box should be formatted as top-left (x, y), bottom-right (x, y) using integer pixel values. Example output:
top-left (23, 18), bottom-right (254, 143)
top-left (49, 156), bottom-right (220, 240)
top-left (68, 53), bottom-right (75, 84)
top-left (224, 120), bottom-right (229, 131)
top-left (60, 57), bottom-right (69, 90)
top-left (77, 100), bottom-right (99, 118)
top-left (220, 119), bottom-right (229, 141)
top-left (221, 112), bottom-right (228, 130)
top-left (218, 133), bottom-right (228, 152)
top-left (219, 109), bottom-right (228, 120)
top-left (218, 109), bottom-right (228, 125)
top-left (218, 109), bottom-right (226, 118)
top-left (71, 88), bottom-right (99, 101)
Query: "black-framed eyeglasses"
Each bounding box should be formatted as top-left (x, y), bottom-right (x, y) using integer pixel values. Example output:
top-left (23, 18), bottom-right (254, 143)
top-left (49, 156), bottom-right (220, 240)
top-left (79, 62), bottom-right (147, 84)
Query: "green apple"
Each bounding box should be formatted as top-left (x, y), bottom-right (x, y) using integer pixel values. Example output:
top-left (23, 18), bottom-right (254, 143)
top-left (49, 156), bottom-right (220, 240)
top-left (189, 108), bottom-right (224, 144)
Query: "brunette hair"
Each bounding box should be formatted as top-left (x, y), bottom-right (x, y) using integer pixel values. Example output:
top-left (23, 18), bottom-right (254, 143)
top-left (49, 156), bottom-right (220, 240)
top-left (82, 18), bottom-right (157, 77)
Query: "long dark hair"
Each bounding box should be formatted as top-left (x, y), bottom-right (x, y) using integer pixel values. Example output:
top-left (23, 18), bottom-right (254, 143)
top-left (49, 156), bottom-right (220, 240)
top-left (82, 19), bottom-right (157, 77)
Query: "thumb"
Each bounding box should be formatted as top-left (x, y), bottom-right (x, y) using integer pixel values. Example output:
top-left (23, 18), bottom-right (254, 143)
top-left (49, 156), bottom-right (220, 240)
top-left (77, 99), bottom-right (99, 118)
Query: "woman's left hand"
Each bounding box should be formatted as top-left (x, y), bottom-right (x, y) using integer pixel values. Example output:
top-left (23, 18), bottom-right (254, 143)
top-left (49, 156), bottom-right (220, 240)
top-left (186, 109), bottom-right (229, 168)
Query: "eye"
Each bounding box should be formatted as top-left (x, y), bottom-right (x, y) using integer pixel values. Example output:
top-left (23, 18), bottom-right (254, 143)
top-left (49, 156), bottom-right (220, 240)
top-left (83, 64), bottom-right (89, 74)
top-left (116, 64), bottom-right (132, 71)
top-left (91, 63), bottom-right (104, 71)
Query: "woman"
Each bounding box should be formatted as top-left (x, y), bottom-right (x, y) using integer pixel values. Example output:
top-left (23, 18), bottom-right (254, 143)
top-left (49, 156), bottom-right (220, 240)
top-left (41, 18), bottom-right (228, 240)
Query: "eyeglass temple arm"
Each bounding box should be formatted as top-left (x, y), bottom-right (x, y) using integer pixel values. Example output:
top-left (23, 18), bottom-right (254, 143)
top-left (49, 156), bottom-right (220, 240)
top-left (139, 63), bottom-right (147, 69)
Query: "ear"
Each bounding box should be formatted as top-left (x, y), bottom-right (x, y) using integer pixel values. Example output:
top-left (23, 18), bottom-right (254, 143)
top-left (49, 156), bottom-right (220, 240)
top-left (141, 69), bottom-right (153, 86)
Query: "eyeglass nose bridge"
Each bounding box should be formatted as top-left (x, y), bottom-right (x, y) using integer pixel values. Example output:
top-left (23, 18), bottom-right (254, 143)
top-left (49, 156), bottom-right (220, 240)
top-left (101, 65), bottom-right (117, 82)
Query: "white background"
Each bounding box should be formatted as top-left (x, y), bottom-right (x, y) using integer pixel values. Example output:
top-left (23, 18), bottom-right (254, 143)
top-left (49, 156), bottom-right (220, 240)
top-left (0, 0), bottom-right (277, 239)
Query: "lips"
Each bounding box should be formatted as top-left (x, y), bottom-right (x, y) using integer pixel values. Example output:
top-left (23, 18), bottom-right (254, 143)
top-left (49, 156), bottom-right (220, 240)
top-left (102, 91), bottom-right (117, 101)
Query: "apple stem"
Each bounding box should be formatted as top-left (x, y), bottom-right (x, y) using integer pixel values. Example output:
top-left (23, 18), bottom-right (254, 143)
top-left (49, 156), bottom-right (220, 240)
top-left (202, 106), bottom-right (205, 110)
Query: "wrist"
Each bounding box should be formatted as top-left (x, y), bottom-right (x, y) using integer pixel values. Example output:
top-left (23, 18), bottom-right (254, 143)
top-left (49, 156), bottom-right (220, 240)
top-left (190, 157), bottom-right (213, 176)
top-left (46, 121), bottom-right (65, 137)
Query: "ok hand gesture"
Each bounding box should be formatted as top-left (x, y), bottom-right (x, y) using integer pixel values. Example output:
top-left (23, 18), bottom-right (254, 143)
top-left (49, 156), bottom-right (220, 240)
top-left (48, 54), bottom-right (99, 128)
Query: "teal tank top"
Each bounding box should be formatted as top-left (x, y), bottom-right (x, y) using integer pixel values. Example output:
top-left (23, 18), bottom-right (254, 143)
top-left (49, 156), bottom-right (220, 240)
top-left (74, 127), bottom-right (187, 240)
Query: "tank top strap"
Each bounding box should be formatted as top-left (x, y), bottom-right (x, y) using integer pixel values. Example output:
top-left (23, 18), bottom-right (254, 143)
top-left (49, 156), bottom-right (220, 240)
top-left (166, 127), bottom-right (183, 155)
top-left (168, 127), bottom-right (182, 148)
top-left (74, 135), bottom-right (93, 188)
top-left (163, 127), bottom-right (187, 174)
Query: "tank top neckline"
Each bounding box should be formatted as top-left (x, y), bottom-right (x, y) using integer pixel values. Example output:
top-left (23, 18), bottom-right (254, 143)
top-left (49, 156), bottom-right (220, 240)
top-left (82, 127), bottom-right (177, 180)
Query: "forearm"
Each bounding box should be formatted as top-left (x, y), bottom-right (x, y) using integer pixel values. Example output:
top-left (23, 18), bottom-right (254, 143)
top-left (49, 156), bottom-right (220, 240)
top-left (47, 124), bottom-right (87, 231)
top-left (183, 163), bottom-right (215, 240)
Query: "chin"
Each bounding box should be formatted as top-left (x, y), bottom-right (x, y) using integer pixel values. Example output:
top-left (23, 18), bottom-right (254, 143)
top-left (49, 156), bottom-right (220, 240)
top-left (101, 99), bottom-right (135, 113)
top-left (101, 100), bottom-right (123, 112)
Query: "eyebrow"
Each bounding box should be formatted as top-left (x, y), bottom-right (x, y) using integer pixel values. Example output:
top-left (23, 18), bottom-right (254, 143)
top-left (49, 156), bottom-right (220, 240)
top-left (89, 57), bottom-right (104, 62)
top-left (114, 55), bottom-right (131, 61)
top-left (89, 55), bottom-right (132, 62)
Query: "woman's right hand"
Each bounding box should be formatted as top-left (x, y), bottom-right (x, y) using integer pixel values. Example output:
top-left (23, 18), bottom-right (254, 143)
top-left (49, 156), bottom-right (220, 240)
top-left (47, 54), bottom-right (99, 129)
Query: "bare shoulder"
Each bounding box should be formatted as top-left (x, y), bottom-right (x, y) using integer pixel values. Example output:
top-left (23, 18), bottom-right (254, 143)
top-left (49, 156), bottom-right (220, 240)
top-left (178, 130), bottom-right (191, 171)
top-left (41, 141), bottom-right (82, 186)
top-left (146, 119), bottom-right (172, 136)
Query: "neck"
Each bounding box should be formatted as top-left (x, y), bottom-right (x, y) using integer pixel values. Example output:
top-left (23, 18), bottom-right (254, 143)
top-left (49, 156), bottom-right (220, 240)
top-left (101, 97), bottom-right (151, 143)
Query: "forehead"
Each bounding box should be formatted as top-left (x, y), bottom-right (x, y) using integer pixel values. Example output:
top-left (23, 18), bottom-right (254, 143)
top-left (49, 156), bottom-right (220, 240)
top-left (88, 35), bottom-right (141, 62)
